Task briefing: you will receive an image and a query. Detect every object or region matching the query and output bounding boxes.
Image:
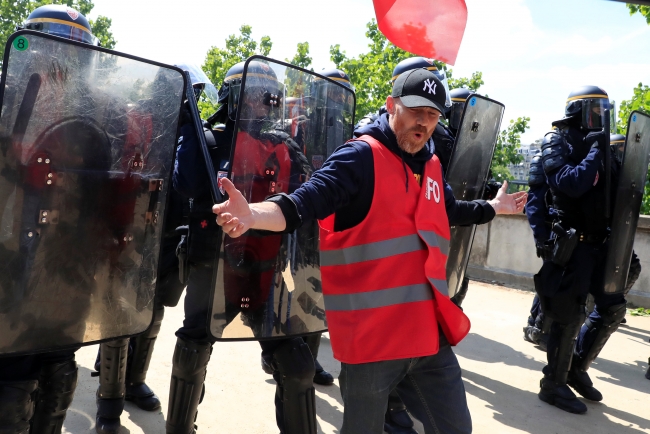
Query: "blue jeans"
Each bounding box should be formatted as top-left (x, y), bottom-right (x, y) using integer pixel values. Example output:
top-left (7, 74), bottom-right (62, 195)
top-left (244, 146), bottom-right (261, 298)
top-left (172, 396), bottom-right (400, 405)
top-left (339, 332), bottom-right (472, 434)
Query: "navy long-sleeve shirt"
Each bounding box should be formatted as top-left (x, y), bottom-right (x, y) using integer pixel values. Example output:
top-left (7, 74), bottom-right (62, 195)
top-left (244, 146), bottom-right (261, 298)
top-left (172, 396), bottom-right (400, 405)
top-left (525, 183), bottom-right (551, 242)
top-left (545, 129), bottom-right (602, 197)
top-left (270, 113), bottom-right (495, 232)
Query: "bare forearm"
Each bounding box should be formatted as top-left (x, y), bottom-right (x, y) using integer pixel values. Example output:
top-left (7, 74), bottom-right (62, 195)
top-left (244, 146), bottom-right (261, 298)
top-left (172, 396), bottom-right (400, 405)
top-left (250, 202), bottom-right (287, 232)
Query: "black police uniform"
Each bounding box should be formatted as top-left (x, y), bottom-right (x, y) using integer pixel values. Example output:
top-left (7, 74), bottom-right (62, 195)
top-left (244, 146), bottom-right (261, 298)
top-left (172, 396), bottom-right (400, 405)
top-left (169, 118), bottom-right (317, 434)
top-left (94, 186), bottom-right (187, 434)
top-left (537, 122), bottom-right (625, 413)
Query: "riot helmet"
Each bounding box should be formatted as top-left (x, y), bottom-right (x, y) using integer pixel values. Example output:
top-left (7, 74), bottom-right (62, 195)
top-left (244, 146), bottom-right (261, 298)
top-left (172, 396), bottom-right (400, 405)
top-left (610, 133), bottom-right (625, 163)
top-left (564, 85), bottom-right (611, 131)
top-left (175, 63), bottom-right (219, 103)
top-left (217, 61), bottom-right (281, 124)
top-left (448, 88), bottom-right (475, 131)
top-left (391, 57), bottom-right (452, 108)
top-left (312, 68), bottom-right (355, 113)
top-left (22, 5), bottom-right (98, 46)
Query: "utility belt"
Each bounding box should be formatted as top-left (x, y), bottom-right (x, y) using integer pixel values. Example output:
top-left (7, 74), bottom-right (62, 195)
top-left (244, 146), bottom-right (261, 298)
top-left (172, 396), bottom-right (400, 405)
top-left (548, 222), bottom-right (609, 267)
top-left (577, 232), bottom-right (609, 244)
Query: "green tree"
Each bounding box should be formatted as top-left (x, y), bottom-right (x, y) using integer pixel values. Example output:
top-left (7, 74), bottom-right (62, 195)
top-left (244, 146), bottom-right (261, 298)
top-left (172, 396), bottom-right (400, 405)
top-left (628, 3), bottom-right (650, 24)
top-left (201, 25), bottom-right (272, 89)
top-left (200, 25), bottom-right (272, 118)
top-left (330, 19), bottom-right (483, 121)
top-left (286, 42), bottom-right (312, 69)
top-left (617, 82), bottom-right (650, 213)
top-left (0, 1), bottom-right (116, 68)
top-left (490, 117), bottom-right (530, 182)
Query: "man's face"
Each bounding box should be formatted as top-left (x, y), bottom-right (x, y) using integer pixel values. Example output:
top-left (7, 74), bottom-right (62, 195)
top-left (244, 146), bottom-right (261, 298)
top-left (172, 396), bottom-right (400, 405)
top-left (387, 96), bottom-right (440, 155)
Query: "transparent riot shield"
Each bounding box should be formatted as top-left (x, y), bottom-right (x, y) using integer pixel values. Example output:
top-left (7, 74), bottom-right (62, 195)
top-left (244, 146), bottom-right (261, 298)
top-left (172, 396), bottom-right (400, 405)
top-left (604, 111), bottom-right (650, 294)
top-left (445, 95), bottom-right (505, 298)
top-left (0, 31), bottom-right (185, 355)
top-left (209, 56), bottom-right (355, 340)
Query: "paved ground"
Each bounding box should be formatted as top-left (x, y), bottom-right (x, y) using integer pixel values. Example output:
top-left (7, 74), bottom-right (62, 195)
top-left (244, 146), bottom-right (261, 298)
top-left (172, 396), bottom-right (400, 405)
top-left (63, 281), bottom-right (650, 433)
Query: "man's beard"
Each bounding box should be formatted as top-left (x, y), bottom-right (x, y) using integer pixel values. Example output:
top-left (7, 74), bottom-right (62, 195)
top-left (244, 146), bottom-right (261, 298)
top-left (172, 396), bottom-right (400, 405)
top-left (396, 126), bottom-right (429, 154)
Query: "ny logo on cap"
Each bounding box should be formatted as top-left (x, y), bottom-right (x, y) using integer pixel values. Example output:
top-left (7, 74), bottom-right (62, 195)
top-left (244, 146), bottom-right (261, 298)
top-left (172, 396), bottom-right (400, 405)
top-left (423, 79), bottom-right (437, 95)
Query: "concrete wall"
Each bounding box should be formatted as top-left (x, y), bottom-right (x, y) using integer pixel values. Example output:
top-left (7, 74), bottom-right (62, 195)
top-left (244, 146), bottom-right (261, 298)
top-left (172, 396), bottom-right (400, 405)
top-left (465, 214), bottom-right (650, 308)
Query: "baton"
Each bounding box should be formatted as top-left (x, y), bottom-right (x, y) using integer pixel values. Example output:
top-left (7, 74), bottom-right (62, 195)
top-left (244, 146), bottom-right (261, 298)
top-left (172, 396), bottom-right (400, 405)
top-left (183, 70), bottom-right (223, 205)
top-left (604, 108), bottom-right (611, 220)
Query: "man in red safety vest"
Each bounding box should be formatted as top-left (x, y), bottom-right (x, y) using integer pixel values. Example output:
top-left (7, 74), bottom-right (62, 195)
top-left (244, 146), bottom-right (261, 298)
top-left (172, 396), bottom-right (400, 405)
top-left (213, 68), bottom-right (526, 433)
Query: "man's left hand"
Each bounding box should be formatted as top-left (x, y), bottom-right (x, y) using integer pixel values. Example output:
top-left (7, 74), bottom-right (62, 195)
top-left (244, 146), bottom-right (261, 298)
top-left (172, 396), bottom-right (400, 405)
top-left (487, 181), bottom-right (527, 214)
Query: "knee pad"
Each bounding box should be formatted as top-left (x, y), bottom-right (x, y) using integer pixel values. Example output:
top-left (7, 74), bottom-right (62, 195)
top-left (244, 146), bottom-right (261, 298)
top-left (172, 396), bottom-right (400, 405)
top-left (98, 339), bottom-right (129, 400)
top-left (576, 302), bottom-right (626, 372)
top-left (31, 358), bottom-right (78, 433)
top-left (166, 339), bottom-right (212, 434)
top-left (0, 379), bottom-right (37, 434)
top-left (272, 338), bottom-right (316, 434)
top-left (273, 338), bottom-right (315, 382)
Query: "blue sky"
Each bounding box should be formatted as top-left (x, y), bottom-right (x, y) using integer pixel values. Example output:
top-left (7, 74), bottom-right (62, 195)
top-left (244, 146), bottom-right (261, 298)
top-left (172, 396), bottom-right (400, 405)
top-left (90, 0), bottom-right (650, 144)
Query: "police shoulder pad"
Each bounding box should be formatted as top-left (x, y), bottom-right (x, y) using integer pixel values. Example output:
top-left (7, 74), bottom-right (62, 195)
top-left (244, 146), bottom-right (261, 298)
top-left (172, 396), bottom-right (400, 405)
top-left (540, 132), bottom-right (568, 174)
top-left (528, 152), bottom-right (546, 186)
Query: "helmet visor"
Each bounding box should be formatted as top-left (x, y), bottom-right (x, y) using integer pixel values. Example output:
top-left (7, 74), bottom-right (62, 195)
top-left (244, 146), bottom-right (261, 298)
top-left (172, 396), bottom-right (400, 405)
top-left (449, 101), bottom-right (465, 130)
top-left (237, 76), bottom-right (282, 122)
top-left (581, 98), bottom-right (611, 130)
top-left (25, 20), bottom-right (98, 45)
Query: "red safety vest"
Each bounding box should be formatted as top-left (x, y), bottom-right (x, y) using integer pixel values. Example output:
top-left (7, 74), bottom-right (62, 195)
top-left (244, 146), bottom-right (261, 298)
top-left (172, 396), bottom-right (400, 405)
top-left (319, 135), bottom-right (471, 364)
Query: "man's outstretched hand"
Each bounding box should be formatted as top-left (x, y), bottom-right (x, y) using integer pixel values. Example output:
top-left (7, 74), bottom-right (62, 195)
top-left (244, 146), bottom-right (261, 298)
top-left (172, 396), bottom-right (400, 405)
top-left (212, 178), bottom-right (254, 238)
top-left (212, 178), bottom-right (286, 237)
top-left (488, 181), bottom-right (527, 215)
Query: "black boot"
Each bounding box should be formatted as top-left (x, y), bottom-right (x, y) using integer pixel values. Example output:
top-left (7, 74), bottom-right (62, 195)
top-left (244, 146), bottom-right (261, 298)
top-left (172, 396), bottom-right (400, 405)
top-left (538, 377), bottom-right (587, 414)
top-left (96, 339), bottom-right (129, 434)
top-left (568, 365), bottom-right (602, 402)
top-left (303, 334), bottom-right (334, 386)
top-left (570, 303), bottom-right (626, 402)
top-left (125, 301), bottom-right (164, 411)
top-left (313, 359), bottom-right (334, 386)
top-left (645, 357), bottom-right (650, 380)
top-left (166, 338), bottom-right (212, 434)
top-left (0, 379), bottom-right (38, 434)
top-left (31, 358), bottom-right (78, 434)
top-left (538, 296), bottom-right (586, 415)
top-left (384, 391), bottom-right (417, 434)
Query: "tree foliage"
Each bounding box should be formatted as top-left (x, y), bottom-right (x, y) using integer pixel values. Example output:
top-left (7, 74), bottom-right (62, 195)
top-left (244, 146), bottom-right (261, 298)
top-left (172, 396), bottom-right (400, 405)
top-left (617, 82), bottom-right (650, 213)
top-left (330, 19), bottom-right (483, 121)
top-left (286, 42), bottom-right (312, 69)
top-left (628, 3), bottom-right (650, 24)
top-left (0, 0), bottom-right (115, 68)
top-left (490, 117), bottom-right (530, 182)
top-left (201, 25), bottom-right (272, 89)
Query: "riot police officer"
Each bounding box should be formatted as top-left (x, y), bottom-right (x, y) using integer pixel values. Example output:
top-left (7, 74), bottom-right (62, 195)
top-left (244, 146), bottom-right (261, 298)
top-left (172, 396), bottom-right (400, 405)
top-left (523, 150), bottom-right (553, 349)
top-left (170, 60), bottom-right (318, 434)
top-left (93, 66), bottom-right (203, 434)
top-left (523, 134), bottom-right (641, 351)
top-left (0, 6), bottom-right (99, 434)
top-left (259, 67), bottom-right (354, 386)
top-left (536, 86), bottom-right (628, 414)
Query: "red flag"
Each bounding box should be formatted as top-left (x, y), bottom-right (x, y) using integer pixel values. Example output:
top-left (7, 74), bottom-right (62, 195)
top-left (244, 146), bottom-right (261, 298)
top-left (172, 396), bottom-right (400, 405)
top-left (373, 0), bottom-right (468, 65)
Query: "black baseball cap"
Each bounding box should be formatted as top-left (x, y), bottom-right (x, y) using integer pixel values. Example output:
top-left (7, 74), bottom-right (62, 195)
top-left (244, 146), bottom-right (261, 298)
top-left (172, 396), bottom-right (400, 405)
top-left (391, 69), bottom-right (447, 118)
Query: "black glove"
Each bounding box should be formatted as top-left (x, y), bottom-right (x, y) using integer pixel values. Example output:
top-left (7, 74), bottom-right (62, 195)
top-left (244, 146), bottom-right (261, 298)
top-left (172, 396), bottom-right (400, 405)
top-left (535, 239), bottom-right (553, 262)
top-left (585, 131), bottom-right (607, 152)
top-left (483, 181), bottom-right (503, 200)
